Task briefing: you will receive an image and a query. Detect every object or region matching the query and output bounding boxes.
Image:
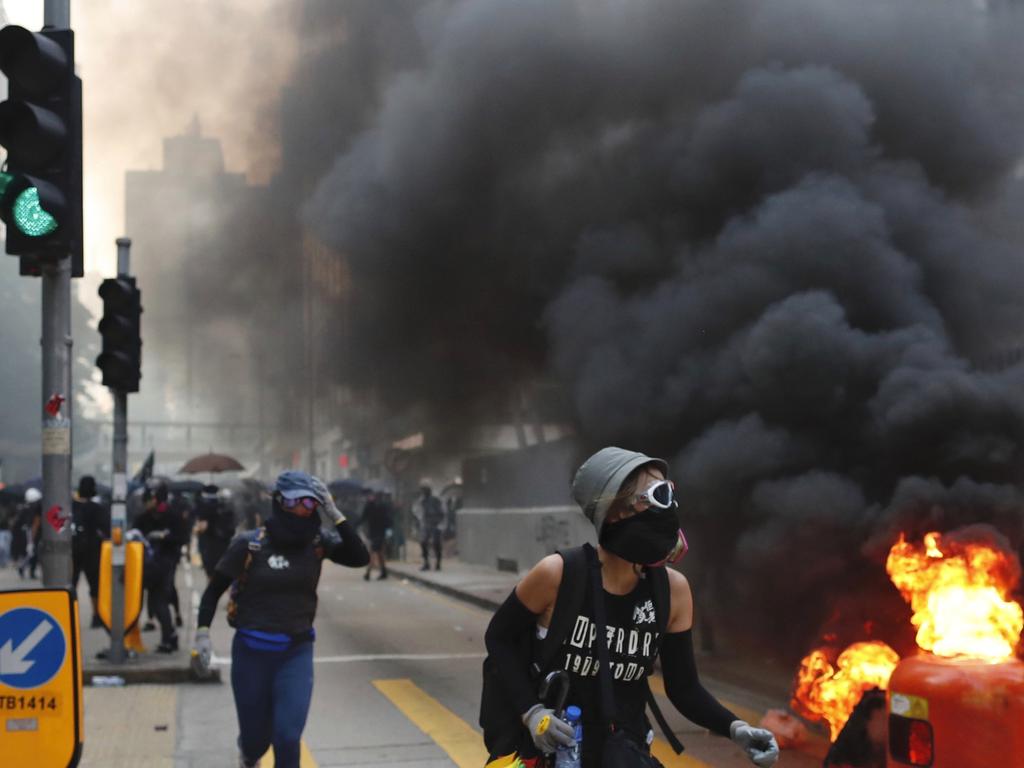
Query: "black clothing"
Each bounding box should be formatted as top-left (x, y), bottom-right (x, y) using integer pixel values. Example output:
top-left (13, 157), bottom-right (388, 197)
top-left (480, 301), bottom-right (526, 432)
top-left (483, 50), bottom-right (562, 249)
top-left (420, 495), bottom-right (445, 529)
top-left (196, 520), bottom-right (369, 632)
top-left (135, 503), bottom-right (187, 645)
top-left (71, 497), bottom-right (108, 599)
top-left (483, 589), bottom-right (539, 717)
top-left (361, 500), bottom-right (392, 549)
top-left (555, 570), bottom-right (661, 763)
top-left (197, 496), bottom-right (235, 578)
top-left (421, 528), bottom-right (442, 569)
top-left (72, 497), bottom-right (109, 551)
top-left (661, 629), bottom-right (737, 737)
top-left (135, 503), bottom-right (188, 562)
top-left (485, 565), bottom-right (725, 766)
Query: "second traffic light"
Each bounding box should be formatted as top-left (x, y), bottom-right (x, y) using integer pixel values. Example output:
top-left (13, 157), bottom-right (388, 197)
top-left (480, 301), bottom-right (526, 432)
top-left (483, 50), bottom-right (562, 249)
top-left (0, 25), bottom-right (83, 275)
top-left (96, 277), bottom-right (142, 393)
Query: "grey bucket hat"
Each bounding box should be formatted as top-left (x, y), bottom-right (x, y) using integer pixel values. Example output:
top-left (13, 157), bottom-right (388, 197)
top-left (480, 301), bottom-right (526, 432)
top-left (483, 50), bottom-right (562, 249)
top-left (571, 447), bottom-right (668, 535)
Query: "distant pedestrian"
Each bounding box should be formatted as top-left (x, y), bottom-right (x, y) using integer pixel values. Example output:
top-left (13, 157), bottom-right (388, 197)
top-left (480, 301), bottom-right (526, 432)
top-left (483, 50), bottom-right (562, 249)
top-left (196, 485), bottom-right (236, 580)
top-left (72, 475), bottom-right (109, 628)
top-left (0, 520), bottom-right (11, 568)
top-left (19, 489), bottom-right (42, 579)
top-left (360, 488), bottom-right (393, 580)
top-left (136, 483), bottom-right (187, 652)
top-left (413, 484), bottom-right (445, 571)
top-left (190, 471), bottom-right (369, 768)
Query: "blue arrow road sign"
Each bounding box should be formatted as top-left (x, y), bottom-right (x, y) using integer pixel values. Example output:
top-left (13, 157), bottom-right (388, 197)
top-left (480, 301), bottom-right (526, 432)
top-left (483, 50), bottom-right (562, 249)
top-left (0, 607), bottom-right (66, 689)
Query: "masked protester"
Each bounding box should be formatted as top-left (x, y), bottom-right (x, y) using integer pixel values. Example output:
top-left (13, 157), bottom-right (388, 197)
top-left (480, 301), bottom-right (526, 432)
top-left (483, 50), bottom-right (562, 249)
top-left (190, 471), bottom-right (369, 768)
top-left (482, 447), bottom-right (779, 768)
top-left (71, 475), bottom-right (110, 628)
top-left (136, 483), bottom-right (187, 652)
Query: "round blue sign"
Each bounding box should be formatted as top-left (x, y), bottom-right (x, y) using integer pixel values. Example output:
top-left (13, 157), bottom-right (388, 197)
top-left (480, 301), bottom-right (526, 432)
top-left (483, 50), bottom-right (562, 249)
top-left (0, 607), bottom-right (66, 689)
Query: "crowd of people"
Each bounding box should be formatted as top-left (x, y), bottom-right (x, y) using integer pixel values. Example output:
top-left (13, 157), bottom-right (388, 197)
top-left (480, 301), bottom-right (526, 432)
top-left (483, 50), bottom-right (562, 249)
top-left (0, 473), bottom-right (447, 637)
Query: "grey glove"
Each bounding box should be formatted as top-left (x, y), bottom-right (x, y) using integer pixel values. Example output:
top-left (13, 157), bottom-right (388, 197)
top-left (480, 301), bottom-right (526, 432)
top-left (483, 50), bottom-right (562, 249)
top-left (309, 476), bottom-right (344, 527)
top-left (190, 627), bottom-right (213, 679)
top-left (522, 703), bottom-right (576, 755)
top-left (730, 720), bottom-right (780, 768)
top-left (146, 529), bottom-right (167, 542)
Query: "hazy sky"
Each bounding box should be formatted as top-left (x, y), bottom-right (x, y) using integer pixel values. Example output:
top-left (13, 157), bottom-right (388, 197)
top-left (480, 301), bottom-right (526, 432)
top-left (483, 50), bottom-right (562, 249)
top-left (2, 0), bottom-right (299, 314)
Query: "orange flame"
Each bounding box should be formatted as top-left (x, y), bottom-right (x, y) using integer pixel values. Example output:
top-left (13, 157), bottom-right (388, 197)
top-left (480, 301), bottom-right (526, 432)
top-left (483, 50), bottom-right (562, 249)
top-left (791, 640), bottom-right (900, 741)
top-left (886, 531), bottom-right (1024, 660)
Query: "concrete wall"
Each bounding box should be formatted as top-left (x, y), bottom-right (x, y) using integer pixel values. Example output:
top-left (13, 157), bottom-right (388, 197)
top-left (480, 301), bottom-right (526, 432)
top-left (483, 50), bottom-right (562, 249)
top-left (457, 505), bottom-right (596, 573)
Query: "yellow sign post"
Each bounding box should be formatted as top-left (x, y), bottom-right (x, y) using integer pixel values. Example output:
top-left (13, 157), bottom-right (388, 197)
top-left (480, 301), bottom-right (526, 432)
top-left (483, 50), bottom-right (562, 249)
top-left (0, 589), bottom-right (83, 767)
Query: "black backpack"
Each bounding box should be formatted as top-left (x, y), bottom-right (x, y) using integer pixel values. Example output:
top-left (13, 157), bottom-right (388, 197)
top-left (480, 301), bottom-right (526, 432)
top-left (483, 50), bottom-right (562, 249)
top-left (479, 544), bottom-right (684, 758)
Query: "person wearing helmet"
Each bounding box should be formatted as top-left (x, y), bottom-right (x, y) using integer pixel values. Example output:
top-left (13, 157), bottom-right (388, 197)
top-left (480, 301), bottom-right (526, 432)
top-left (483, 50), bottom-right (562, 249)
top-left (189, 471), bottom-right (369, 768)
top-left (482, 447), bottom-right (779, 768)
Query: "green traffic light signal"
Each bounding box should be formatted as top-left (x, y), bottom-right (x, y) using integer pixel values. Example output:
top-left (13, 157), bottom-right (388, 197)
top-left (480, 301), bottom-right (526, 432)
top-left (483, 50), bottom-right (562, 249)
top-left (0, 25), bottom-right (81, 271)
top-left (0, 170), bottom-right (62, 237)
top-left (12, 185), bottom-right (58, 236)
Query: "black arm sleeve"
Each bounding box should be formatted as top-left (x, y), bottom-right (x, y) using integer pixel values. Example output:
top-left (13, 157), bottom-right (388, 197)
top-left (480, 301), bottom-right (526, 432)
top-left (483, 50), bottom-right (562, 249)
top-left (484, 589), bottom-right (539, 717)
top-left (196, 572), bottom-right (232, 628)
top-left (661, 629), bottom-right (738, 737)
top-left (326, 520), bottom-right (370, 566)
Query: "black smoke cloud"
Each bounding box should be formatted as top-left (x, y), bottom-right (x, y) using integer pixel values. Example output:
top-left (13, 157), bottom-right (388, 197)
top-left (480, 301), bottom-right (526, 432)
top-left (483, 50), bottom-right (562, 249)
top-left (300, 0), bottom-right (1024, 657)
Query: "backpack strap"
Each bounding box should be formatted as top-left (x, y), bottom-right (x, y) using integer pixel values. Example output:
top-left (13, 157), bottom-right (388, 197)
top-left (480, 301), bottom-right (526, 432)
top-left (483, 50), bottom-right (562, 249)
top-left (227, 528), bottom-right (265, 627)
top-left (644, 565), bottom-right (685, 755)
top-left (536, 545), bottom-right (588, 674)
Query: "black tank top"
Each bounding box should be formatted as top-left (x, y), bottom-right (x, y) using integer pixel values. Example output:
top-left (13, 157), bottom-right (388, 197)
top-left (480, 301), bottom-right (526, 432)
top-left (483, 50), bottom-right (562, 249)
top-left (554, 571), bottom-right (660, 764)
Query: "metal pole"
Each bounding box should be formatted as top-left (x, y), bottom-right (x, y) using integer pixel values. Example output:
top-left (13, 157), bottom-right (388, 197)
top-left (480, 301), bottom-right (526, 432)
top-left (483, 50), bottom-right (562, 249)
top-left (37, 0), bottom-right (74, 588)
top-left (108, 238), bottom-right (131, 664)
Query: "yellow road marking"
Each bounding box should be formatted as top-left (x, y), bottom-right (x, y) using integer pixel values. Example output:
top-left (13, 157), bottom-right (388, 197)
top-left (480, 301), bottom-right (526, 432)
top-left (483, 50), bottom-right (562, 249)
top-left (256, 740), bottom-right (318, 767)
top-left (649, 674), bottom-right (763, 728)
top-left (373, 678), bottom-right (490, 768)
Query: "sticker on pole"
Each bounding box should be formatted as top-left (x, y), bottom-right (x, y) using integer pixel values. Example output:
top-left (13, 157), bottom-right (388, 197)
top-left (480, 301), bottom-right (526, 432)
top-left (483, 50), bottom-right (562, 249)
top-left (0, 608), bottom-right (66, 689)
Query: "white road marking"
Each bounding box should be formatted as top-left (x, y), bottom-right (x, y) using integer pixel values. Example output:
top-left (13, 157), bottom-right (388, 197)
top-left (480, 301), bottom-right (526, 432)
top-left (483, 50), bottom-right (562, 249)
top-left (210, 651), bottom-right (486, 666)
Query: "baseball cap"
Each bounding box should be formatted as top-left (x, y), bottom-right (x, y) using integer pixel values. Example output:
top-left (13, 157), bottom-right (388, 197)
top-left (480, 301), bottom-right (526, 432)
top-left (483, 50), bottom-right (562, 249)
top-left (274, 470), bottom-right (318, 500)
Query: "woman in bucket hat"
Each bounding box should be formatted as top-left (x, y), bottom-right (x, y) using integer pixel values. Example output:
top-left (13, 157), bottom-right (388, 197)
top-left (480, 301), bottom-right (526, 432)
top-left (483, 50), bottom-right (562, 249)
top-left (482, 447), bottom-right (779, 767)
top-left (190, 470), bottom-right (369, 768)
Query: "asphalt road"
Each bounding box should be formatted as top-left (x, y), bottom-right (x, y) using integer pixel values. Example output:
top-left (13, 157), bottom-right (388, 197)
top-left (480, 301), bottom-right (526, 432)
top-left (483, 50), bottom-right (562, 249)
top-left (174, 561), bottom-right (824, 768)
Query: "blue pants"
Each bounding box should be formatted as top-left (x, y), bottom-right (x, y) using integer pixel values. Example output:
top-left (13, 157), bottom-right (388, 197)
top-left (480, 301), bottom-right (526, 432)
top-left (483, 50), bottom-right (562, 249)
top-left (231, 633), bottom-right (314, 768)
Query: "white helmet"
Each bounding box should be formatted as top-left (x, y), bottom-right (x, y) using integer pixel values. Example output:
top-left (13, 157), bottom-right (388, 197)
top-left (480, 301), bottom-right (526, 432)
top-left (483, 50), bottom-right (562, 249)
top-left (24, 488), bottom-right (42, 504)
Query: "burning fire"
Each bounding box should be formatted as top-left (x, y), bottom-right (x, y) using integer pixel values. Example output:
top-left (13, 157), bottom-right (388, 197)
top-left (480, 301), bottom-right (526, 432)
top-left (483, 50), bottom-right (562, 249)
top-left (792, 641), bottom-right (900, 740)
top-left (886, 531), bottom-right (1024, 660)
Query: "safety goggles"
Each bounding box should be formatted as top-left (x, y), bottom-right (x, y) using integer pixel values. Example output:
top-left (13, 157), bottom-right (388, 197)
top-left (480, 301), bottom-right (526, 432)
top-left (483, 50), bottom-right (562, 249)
top-left (280, 496), bottom-right (319, 516)
top-left (633, 479), bottom-right (676, 510)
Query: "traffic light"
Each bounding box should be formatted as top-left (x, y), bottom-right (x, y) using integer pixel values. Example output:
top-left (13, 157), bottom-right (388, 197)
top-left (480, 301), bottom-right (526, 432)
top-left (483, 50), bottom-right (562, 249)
top-left (96, 277), bottom-right (142, 392)
top-left (0, 25), bottom-right (83, 276)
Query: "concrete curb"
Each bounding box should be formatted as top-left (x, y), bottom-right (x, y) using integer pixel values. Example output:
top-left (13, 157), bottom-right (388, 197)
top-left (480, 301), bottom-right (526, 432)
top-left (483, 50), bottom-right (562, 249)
top-left (388, 564), bottom-right (502, 613)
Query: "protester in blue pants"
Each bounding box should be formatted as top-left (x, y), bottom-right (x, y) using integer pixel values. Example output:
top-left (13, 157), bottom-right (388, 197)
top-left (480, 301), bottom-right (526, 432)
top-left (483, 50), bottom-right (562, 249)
top-left (191, 471), bottom-right (369, 768)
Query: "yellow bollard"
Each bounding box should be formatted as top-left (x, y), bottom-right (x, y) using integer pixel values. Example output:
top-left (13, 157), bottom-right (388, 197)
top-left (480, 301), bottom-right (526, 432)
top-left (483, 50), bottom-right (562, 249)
top-left (97, 540), bottom-right (145, 634)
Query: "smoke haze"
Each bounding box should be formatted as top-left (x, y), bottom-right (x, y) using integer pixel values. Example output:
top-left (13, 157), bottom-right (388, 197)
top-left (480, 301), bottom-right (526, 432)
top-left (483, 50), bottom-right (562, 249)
top-left (297, 0), bottom-right (1024, 656)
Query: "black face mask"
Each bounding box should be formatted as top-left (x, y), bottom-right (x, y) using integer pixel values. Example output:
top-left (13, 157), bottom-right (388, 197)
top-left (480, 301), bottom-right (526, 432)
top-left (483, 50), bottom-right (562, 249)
top-left (600, 509), bottom-right (683, 566)
top-left (265, 504), bottom-right (321, 548)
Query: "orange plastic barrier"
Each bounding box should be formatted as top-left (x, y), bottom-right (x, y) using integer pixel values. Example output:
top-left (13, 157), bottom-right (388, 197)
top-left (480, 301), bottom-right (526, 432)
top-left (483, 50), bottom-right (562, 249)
top-left (96, 540), bottom-right (145, 635)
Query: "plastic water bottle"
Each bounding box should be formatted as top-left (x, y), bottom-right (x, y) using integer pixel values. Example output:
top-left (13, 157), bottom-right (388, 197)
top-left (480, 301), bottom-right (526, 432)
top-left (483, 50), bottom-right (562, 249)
top-left (554, 705), bottom-right (582, 768)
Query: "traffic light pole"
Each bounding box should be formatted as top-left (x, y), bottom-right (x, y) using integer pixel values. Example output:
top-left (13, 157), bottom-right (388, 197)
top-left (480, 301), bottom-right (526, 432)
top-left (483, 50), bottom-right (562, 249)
top-left (39, 256), bottom-right (73, 587)
top-left (109, 238), bottom-right (131, 664)
top-left (37, 0), bottom-right (74, 589)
